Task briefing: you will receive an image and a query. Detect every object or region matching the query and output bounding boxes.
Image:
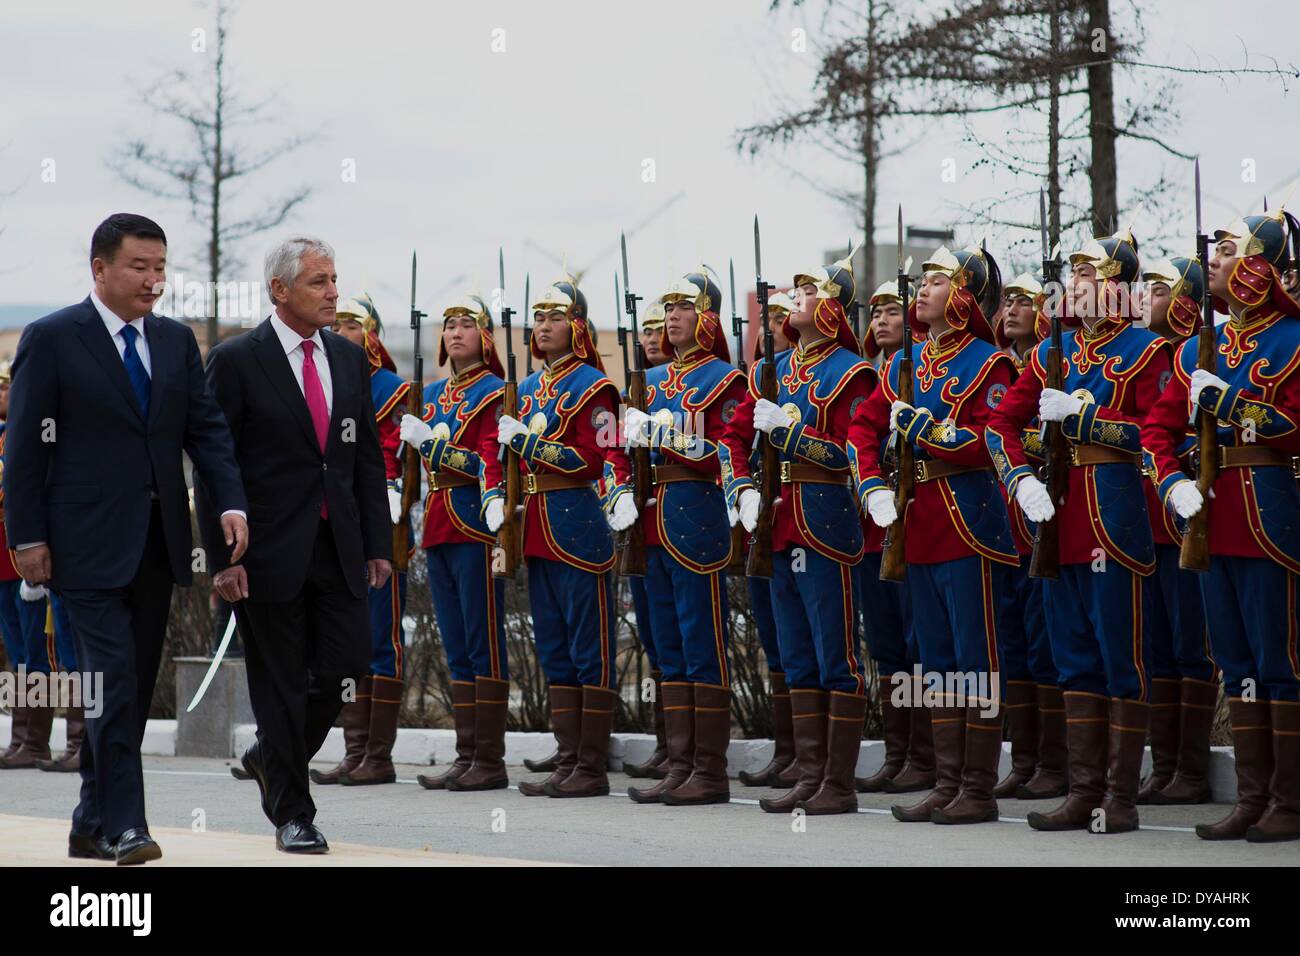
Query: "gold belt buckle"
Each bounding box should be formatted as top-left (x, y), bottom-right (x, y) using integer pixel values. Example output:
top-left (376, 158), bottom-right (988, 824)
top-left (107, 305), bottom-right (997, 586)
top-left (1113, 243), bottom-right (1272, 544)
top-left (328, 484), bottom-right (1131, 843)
top-left (779, 461), bottom-right (792, 483)
top-left (429, 472), bottom-right (441, 492)
top-left (524, 474), bottom-right (538, 495)
top-left (651, 464), bottom-right (661, 485)
top-left (1068, 446), bottom-right (1081, 467)
top-left (914, 460), bottom-right (930, 482)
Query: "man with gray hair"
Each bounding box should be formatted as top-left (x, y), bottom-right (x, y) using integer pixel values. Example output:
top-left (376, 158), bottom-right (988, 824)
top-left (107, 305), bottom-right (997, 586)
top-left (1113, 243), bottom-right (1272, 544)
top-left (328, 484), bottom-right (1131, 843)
top-left (195, 235), bottom-right (392, 854)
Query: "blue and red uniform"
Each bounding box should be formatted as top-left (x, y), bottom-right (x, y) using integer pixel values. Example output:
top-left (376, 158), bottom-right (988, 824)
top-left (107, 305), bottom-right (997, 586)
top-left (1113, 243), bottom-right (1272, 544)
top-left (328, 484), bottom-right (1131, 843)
top-left (367, 363), bottom-right (409, 683)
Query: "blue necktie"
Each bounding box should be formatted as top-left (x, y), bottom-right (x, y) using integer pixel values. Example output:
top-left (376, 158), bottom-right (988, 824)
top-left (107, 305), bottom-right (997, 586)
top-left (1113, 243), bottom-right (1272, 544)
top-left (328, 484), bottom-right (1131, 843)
top-left (120, 324), bottom-right (151, 416)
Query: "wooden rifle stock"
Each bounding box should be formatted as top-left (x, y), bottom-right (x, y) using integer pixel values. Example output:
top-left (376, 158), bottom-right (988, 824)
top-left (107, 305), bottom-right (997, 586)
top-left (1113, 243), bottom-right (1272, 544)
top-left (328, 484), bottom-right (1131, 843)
top-left (1028, 342), bottom-right (1067, 579)
top-left (878, 350), bottom-right (913, 582)
top-left (495, 379), bottom-right (522, 579)
top-left (746, 358), bottom-right (778, 579)
top-left (1179, 323), bottom-right (1217, 571)
top-left (392, 381), bottom-right (422, 572)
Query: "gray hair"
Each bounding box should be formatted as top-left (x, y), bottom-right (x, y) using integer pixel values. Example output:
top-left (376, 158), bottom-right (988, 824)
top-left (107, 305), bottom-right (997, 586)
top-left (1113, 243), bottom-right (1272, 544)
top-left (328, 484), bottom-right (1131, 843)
top-left (264, 235), bottom-right (335, 292)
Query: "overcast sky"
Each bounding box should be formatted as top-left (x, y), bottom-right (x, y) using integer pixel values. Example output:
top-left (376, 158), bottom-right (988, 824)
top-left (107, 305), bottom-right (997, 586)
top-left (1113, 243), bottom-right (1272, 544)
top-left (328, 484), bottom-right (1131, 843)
top-left (1, 0), bottom-right (1297, 327)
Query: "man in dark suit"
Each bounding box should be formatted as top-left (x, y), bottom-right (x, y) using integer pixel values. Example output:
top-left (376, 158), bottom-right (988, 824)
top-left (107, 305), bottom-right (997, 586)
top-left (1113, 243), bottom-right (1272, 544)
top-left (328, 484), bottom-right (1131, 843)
top-left (197, 235), bottom-right (392, 854)
top-left (4, 213), bottom-right (248, 865)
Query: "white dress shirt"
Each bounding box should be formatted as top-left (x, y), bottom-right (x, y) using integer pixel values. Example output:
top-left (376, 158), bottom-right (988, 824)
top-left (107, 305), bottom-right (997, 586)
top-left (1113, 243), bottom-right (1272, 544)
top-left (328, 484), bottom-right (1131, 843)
top-left (269, 311), bottom-right (333, 415)
top-left (90, 289), bottom-right (152, 375)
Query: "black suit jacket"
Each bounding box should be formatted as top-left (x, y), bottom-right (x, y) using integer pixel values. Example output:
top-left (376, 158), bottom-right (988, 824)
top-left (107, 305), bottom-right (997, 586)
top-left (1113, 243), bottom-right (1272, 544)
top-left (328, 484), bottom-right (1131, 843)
top-left (3, 297), bottom-right (247, 590)
top-left (195, 317), bottom-right (391, 603)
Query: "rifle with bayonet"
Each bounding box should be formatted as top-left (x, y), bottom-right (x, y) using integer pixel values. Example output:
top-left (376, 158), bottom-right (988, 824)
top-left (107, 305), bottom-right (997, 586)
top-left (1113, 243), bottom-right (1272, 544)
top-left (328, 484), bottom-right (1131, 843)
top-left (394, 253), bottom-right (425, 573)
top-left (619, 232), bottom-right (650, 577)
top-left (1179, 159), bottom-right (1218, 572)
top-left (495, 248), bottom-right (523, 579)
top-left (879, 207), bottom-right (913, 582)
top-left (1029, 188), bottom-right (1067, 579)
top-left (725, 257), bottom-right (748, 575)
top-left (847, 239), bottom-right (863, 342)
top-left (523, 273), bottom-right (533, 377)
top-left (747, 216), bottom-right (778, 580)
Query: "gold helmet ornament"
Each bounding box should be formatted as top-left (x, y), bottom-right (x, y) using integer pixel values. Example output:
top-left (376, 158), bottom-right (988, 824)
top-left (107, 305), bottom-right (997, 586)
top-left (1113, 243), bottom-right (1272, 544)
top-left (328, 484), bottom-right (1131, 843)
top-left (789, 248), bottom-right (860, 354)
top-left (440, 290), bottom-right (504, 377)
top-left (917, 244), bottom-right (1002, 343)
top-left (530, 283), bottom-right (603, 370)
top-left (1211, 207), bottom-right (1300, 317)
top-left (659, 269), bottom-right (730, 362)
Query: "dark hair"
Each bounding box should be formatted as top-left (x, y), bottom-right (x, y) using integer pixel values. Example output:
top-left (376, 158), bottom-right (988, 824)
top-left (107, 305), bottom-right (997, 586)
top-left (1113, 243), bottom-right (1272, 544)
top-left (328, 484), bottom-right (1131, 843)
top-left (90, 213), bottom-right (167, 264)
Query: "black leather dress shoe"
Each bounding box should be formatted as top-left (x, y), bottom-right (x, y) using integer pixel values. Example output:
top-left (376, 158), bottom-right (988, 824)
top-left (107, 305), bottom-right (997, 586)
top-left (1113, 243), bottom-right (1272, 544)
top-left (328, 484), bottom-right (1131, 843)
top-left (240, 741), bottom-right (271, 820)
top-left (115, 828), bottom-right (162, 865)
top-left (275, 817), bottom-right (329, 854)
top-left (68, 830), bottom-right (115, 861)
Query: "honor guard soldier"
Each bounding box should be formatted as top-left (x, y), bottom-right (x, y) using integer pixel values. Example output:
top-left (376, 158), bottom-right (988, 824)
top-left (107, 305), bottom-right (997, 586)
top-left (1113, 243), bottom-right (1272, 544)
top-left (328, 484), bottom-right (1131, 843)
top-left (736, 291), bottom-right (803, 791)
top-left (614, 299), bottom-right (671, 781)
top-left (1135, 257), bottom-right (1218, 806)
top-left (399, 291), bottom-right (511, 791)
top-left (721, 252), bottom-right (875, 816)
top-left (852, 280), bottom-right (935, 796)
top-left (39, 593), bottom-right (83, 771)
top-left (490, 283), bottom-right (628, 798)
top-left (988, 229), bottom-right (1170, 834)
top-left (1143, 207), bottom-right (1300, 843)
top-left (310, 295), bottom-right (409, 786)
top-left (849, 245), bottom-right (1018, 826)
top-left (989, 275), bottom-right (1067, 801)
top-left (623, 270), bottom-right (746, 806)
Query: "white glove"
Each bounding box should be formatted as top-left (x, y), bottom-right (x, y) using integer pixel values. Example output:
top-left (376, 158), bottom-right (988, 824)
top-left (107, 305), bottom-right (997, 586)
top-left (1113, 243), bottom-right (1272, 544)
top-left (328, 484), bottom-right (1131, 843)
top-left (738, 488), bottom-right (762, 533)
top-left (1169, 479), bottom-right (1204, 520)
top-left (753, 399), bottom-right (793, 434)
top-left (19, 581), bottom-right (47, 602)
top-left (624, 407), bottom-right (653, 447)
top-left (865, 487), bottom-right (898, 528)
top-left (1038, 388), bottom-right (1084, 423)
top-left (399, 414), bottom-right (432, 449)
top-left (1189, 369), bottom-right (1229, 407)
top-left (388, 486), bottom-right (402, 524)
top-left (889, 400), bottom-right (917, 434)
top-left (484, 498), bottom-right (505, 533)
top-left (608, 493), bottom-right (638, 532)
top-left (1015, 475), bottom-right (1056, 523)
top-left (728, 506), bottom-right (740, 528)
top-left (496, 414), bottom-right (528, 446)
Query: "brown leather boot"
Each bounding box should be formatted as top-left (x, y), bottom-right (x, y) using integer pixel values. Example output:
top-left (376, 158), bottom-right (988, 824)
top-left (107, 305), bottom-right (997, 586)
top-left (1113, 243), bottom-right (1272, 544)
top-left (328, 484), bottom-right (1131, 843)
top-left (341, 675), bottom-right (402, 785)
top-left (1150, 677), bottom-right (1217, 805)
top-left (524, 750), bottom-right (559, 773)
top-left (1017, 684), bottom-right (1068, 799)
top-left (1246, 700), bottom-right (1300, 843)
top-left (1095, 698), bottom-right (1149, 833)
top-left (882, 690), bottom-right (937, 793)
top-left (1027, 691), bottom-right (1109, 830)
top-left (419, 680), bottom-right (476, 790)
top-left (447, 676), bottom-right (510, 791)
top-left (740, 672), bottom-right (797, 787)
top-left (993, 681), bottom-right (1038, 798)
top-left (1136, 677), bottom-right (1181, 803)
top-left (1196, 698), bottom-right (1272, 840)
top-left (545, 685), bottom-right (616, 797)
top-left (855, 674), bottom-right (907, 792)
top-left (624, 670), bottom-right (668, 779)
top-left (37, 704), bottom-right (83, 772)
top-left (3, 703), bottom-right (28, 761)
top-left (0, 702), bottom-right (52, 768)
top-left (891, 704), bottom-right (964, 822)
top-left (799, 691), bottom-right (867, 814)
top-left (933, 703), bottom-right (1003, 824)
top-left (520, 685), bottom-right (582, 796)
top-left (662, 684), bottom-right (732, 805)
top-left (760, 689), bottom-right (828, 813)
top-left (629, 682), bottom-right (694, 803)
top-left (310, 676), bottom-right (372, 784)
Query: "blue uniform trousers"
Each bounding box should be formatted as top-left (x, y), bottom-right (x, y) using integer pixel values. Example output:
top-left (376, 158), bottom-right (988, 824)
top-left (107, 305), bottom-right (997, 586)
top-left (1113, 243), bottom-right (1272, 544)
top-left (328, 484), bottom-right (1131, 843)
top-left (769, 546), bottom-right (865, 694)
top-left (526, 557), bottom-right (615, 689)
top-left (0, 580), bottom-right (27, 668)
top-left (366, 570), bottom-right (407, 680)
top-left (1200, 556), bottom-right (1299, 702)
top-left (425, 543), bottom-right (507, 683)
top-left (909, 555), bottom-right (1009, 701)
top-left (856, 551), bottom-right (914, 678)
top-left (747, 575), bottom-right (782, 672)
top-left (1043, 562), bottom-right (1152, 700)
top-left (644, 546), bottom-right (729, 686)
top-left (999, 561), bottom-right (1057, 685)
top-left (1147, 544), bottom-right (1215, 683)
top-left (51, 593), bottom-right (79, 670)
top-left (628, 576), bottom-right (659, 671)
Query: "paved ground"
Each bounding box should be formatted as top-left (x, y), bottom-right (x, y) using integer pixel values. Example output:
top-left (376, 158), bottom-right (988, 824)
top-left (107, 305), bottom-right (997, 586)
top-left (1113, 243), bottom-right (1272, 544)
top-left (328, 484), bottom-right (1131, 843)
top-left (2, 755), bottom-right (1295, 866)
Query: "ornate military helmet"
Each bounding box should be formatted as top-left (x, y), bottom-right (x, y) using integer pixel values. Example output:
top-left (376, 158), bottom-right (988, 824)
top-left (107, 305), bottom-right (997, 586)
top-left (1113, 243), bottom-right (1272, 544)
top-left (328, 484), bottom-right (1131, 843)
top-left (641, 299), bottom-right (666, 332)
top-left (1210, 206), bottom-right (1300, 317)
top-left (862, 279), bottom-right (914, 360)
top-left (659, 270), bottom-right (730, 362)
top-left (530, 283), bottom-right (603, 371)
top-left (0, 359), bottom-right (10, 385)
top-left (550, 269), bottom-right (588, 321)
top-left (996, 272), bottom-right (1051, 348)
top-left (751, 291), bottom-right (795, 362)
top-left (789, 250), bottom-right (860, 353)
top-left (917, 244), bottom-right (1003, 343)
top-left (338, 294), bottom-right (396, 372)
top-left (440, 291), bottom-right (504, 377)
top-left (1070, 229), bottom-right (1141, 285)
top-left (1143, 257), bottom-right (1204, 337)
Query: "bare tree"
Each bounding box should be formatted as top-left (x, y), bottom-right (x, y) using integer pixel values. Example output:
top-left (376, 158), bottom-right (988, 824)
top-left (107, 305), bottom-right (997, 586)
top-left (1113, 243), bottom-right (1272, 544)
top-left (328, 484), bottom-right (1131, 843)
top-left (110, 0), bottom-right (316, 347)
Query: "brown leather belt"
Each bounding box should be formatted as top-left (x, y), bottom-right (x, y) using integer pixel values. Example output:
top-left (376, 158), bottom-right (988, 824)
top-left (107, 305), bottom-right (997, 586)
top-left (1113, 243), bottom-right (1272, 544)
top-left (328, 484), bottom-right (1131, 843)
top-left (1069, 446), bottom-right (1140, 467)
top-left (1218, 447), bottom-right (1293, 468)
top-left (429, 471), bottom-right (476, 491)
top-left (523, 473), bottom-right (594, 495)
top-left (914, 460), bottom-right (992, 483)
top-left (779, 462), bottom-right (850, 486)
top-left (651, 465), bottom-right (708, 484)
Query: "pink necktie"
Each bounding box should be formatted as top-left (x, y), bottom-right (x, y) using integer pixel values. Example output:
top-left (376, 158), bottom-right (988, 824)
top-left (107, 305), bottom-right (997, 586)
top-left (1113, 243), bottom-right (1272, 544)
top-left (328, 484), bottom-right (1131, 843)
top-left (301, 340), bottom-right (329, 517)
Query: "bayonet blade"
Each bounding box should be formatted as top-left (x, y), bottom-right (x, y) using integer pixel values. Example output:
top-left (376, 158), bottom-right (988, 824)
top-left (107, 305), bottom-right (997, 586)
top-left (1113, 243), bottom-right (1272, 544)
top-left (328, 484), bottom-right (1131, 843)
top-left (614, 272), bottom-right (622, 325)
top-left (729, 258), bottom-right (737, 317)
top-left (498, 247), bottom-right (507, 311)
top-left (524, 273), bottom-right (530, 314)
top-left (620, 231), bottom-right (630, 289)
top-left (410, 251), bottom-right (418, 311)
top-left (753, 216), bottom-right (762, 278)
top-left (1039, 188), bottom-right (1049, 260)
top-left (896, 205), bottom-right (903, 272)
top-left (1194, 158), bottom-right (1203, 237)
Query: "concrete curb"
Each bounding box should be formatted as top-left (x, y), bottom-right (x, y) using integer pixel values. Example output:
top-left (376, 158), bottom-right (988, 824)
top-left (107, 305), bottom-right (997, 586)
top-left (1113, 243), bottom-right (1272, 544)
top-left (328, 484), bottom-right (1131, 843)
top-left (0, 716), bottom-right (1241, 801)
